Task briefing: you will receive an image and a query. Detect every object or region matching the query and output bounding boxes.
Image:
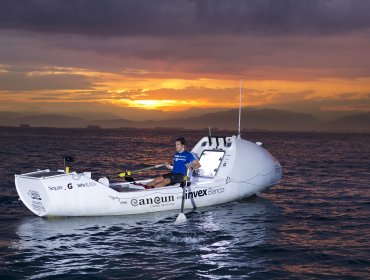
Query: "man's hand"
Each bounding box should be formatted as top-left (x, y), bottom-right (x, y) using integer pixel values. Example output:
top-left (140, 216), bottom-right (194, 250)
top-left (185, 162), bottom-right (194, 170)
top-left (187, 160), bottom-right (200, 171)
top-left (165, 161), bottom-right (173, 170)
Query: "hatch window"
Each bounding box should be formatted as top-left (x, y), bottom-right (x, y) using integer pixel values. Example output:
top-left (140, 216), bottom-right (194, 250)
top-left (196, 150), bottom-right (225, 178)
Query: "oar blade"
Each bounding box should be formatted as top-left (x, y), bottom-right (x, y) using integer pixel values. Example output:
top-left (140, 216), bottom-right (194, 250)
top-left (175, 213), bottom-right (187, 224)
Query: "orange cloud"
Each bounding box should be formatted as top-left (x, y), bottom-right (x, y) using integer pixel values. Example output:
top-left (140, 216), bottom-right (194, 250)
top-left (1, 63), bottom-right (369, 117)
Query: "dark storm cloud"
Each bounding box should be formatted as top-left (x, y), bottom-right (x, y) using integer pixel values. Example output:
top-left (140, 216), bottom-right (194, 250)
top-left (1, 0), bottom-right (370, 37)
top-left (0, 70), bottom-right (94, 91)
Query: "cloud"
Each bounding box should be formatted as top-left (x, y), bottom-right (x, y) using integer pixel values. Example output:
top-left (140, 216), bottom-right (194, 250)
top-left (0, 0), bottom-right (369, 120)
top-left (0, 66), bottom-right (96, 91)
top-left (3, 25), bottom-right (370, 82)
top-left (1, 0), bottom-right (370, 37)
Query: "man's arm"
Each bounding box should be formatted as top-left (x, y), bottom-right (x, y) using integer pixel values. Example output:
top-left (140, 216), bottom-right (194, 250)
top-left (192, 159), bottom-right (200, 171)
top-left (186, 159), bottom-right (200, 171)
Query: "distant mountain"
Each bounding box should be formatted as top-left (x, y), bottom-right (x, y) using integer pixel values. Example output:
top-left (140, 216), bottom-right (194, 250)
top-left (88, 118), bottom-right (150, 129)
top-left (67, 111), bottom-right (120, 121)
top-left (0, 112), bottom-right (86, 127)
top-left (0, 109), bottom-right (369, 132)
top-left (0, 111), bottom-right (28, 124)
top-left (0, 111), bottom-right (149, 129)
top-left (159, 107), bottom-right (228, 120)
top-left (154, 108), bottom-right (323, 131)
top-left (325, 112), bottom-right (370, 132)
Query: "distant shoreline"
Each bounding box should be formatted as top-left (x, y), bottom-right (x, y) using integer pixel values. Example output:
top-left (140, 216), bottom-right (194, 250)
top-left (0, 125), bottom-right (368, 134)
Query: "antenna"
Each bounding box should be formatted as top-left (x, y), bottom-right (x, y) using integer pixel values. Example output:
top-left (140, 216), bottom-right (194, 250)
top-left (208, 125), bottom-right (211, 137)
top-left (237, 79), bottom-right (242, 139)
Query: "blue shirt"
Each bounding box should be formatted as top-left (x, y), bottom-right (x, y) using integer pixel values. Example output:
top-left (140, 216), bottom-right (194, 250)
top-left (173, 151), bottom-right (197, 175)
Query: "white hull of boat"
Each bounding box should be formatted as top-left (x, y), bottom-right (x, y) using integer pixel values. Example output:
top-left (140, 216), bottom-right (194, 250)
top-left (15, 136), bottom-right (282, 217)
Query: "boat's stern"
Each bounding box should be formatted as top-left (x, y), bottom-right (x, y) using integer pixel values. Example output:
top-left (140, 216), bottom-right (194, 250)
top-left (15, 169), bottom-right (132, 217)
top-left (15, 170), bottom-right (56, 216)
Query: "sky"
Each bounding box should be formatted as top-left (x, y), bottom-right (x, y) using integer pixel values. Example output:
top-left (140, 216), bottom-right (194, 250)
top-left (0, 0), bottom-right (370, 121)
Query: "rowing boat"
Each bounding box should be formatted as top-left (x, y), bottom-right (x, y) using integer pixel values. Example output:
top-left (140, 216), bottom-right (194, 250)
top-left (15, 135), bottom-right (282, 217)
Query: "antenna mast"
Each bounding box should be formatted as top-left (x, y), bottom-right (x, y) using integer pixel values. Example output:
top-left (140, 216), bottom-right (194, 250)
top-left (237, 79), bottom-right (242, 139)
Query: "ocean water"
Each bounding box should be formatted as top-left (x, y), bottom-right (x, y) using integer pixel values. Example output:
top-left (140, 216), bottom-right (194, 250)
top-left (0, 127), bottom-right (369, 279)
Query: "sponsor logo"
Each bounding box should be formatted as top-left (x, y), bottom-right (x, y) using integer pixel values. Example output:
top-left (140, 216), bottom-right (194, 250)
top-left (208, 187), bottom-right (225, 195)
top-left (48, 185), bottom-right (63, 191)
top-left (185, 189), bottom-right (207, 199)
top-left (32, 200), bottom-right (45, 212)
top-left (109, 195), bottom-right (128, 205)
top-left (77, 182), bottom-right (96, 188)
top-left (27, 190), bottom-right (42, 200)
top-left (131, 195), bottom-right (175, 206)
top-left (182, 187), bottom-right (225, 200)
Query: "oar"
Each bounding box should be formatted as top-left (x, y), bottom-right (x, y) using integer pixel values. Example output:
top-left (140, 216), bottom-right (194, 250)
top-left (175, 167), bottom-right (190, 223)
top-left (118, 163), bottom-right (165, 181)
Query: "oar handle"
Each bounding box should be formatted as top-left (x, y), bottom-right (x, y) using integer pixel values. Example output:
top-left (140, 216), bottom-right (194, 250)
top-left (118, 163), bottom-right (165, 177)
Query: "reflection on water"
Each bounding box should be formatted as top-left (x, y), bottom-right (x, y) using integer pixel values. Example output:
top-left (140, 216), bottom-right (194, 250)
top-left (7, 197), bottom-right (275, 279)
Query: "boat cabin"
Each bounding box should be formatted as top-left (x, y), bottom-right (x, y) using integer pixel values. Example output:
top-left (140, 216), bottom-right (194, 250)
top-left (196, 150), bottom-right (225, 178)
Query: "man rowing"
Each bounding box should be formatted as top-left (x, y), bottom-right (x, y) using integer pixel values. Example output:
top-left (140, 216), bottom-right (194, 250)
top-left (146, 137), bottom-right (200, 188)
